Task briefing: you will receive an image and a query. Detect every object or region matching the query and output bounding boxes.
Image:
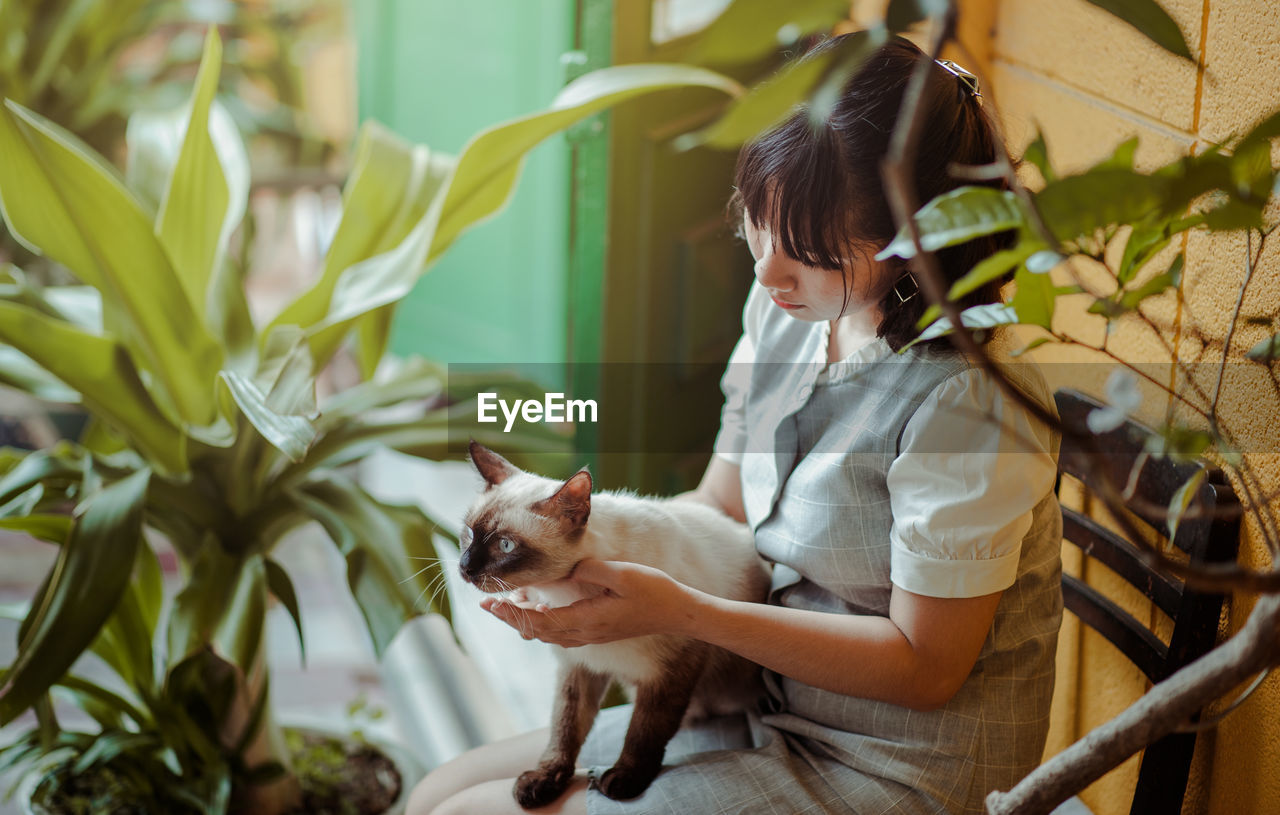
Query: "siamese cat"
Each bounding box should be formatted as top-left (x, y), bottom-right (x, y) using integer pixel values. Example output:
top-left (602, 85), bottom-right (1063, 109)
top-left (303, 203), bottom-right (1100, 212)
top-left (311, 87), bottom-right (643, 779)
top-left (459, 441), bottom-right (770, 806)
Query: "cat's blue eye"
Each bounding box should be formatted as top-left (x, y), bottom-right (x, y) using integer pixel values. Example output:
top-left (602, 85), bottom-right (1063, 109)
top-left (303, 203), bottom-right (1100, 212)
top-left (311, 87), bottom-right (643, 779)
top-left (460, 526), bottom-right (474, 544)
top-left (498, 538), bottom-right (516, 554)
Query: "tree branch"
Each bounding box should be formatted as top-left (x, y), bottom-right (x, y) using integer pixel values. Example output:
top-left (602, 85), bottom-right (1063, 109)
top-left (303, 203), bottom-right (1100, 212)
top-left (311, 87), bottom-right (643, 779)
top-left (986, 594), bottom-right (1280, 815)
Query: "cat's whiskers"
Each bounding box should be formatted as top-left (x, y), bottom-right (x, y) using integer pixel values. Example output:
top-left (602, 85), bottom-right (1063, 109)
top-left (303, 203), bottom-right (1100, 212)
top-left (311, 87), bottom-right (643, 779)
top-left (396, 551), bottom-right (454, 614)
top-left (413, 568), bottom-right (451, 615)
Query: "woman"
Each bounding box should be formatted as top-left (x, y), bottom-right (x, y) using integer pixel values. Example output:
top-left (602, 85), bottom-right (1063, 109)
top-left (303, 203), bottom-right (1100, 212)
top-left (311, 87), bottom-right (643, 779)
top-left (409, 34), bottom-right (1062, 815)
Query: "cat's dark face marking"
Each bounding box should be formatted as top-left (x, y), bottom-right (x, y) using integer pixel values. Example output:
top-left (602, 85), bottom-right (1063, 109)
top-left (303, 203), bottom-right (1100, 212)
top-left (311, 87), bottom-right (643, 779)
top-left (460, 442), bottom-right (593, 591)
top-left (457, 510), bottom-right (549, 589)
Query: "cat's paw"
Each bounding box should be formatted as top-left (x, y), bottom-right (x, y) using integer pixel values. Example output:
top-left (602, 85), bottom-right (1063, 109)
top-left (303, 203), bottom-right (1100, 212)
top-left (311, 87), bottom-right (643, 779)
top-left (514, 764), bottom-right (573, 809)
top-left (597, 762), bottom-right (660, 801)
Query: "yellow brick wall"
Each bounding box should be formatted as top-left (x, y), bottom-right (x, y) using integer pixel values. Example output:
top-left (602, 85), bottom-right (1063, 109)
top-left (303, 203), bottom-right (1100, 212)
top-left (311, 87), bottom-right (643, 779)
top-left (980, 1), bottom-right (1280, 813)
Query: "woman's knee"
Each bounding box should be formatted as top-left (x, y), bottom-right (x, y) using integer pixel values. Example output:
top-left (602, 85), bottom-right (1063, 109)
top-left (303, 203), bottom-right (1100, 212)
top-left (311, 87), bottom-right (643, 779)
top-left (428, 778), bottom-right (590, 815)
top-left (405, 729), bottom-right (552, 815)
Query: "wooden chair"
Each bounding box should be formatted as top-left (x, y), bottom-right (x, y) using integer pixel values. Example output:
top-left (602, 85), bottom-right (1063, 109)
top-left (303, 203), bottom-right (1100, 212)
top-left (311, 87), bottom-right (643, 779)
top-left (1053, 388), bottom-right (1241, 815)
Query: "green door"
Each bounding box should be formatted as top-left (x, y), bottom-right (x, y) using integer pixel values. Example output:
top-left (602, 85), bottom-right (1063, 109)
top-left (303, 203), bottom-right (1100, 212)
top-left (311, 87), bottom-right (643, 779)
top-left (572, 0), bottom-right (749, 493)
top-left (355, 0), bottom-right (576, 369)
top-left (357, 0), bottom-right (749, 493)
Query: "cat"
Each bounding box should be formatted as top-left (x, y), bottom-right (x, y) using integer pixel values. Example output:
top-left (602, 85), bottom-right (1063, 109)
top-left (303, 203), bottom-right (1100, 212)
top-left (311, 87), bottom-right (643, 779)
top-left (458, 441), bottom-right (771, 806)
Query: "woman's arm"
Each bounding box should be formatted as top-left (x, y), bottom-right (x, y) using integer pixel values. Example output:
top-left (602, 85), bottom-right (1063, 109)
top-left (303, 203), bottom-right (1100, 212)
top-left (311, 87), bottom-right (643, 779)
top-left (690, 579), bottom-right (1001, 711)
top-left (484, 559), bottom-right (1000, 712)
top-left (678, 455), bottom-right (746, 523)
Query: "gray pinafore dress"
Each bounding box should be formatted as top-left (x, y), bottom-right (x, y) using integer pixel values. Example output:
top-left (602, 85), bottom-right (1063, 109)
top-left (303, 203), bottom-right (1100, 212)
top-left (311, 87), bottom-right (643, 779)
top-left (580, 287), bottom-right (1063, 815)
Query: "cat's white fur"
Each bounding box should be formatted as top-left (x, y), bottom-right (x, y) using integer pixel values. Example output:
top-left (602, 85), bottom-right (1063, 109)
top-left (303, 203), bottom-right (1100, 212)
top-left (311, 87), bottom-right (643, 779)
top-left (462, 465), bottom-right (770, 692)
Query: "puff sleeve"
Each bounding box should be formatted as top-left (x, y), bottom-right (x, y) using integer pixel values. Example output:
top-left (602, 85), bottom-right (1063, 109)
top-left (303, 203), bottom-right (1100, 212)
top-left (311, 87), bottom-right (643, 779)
top-left (886, 368), bottom-right (1057, 599)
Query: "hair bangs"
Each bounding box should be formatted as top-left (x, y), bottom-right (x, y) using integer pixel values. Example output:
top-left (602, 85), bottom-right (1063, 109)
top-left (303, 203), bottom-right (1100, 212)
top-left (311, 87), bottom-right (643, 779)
top-left (733, 116), bottom-right (854, 271)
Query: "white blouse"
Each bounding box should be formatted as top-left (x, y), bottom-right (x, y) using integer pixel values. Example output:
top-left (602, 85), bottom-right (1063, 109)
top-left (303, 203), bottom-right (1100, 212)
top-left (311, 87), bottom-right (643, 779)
top-left (713, 284), bottom-right (1058, 600)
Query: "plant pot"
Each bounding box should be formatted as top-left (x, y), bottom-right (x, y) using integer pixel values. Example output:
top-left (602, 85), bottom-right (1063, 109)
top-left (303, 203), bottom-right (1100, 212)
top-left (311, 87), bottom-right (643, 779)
top-left (14, 724), bottom-right (425, 815)
top-left (284, 721), bottom-right (427, 815)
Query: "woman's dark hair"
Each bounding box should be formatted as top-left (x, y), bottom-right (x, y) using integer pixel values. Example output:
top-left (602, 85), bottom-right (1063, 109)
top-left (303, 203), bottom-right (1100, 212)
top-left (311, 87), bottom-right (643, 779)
top-left (730, 35), bottom-right (1013, 351)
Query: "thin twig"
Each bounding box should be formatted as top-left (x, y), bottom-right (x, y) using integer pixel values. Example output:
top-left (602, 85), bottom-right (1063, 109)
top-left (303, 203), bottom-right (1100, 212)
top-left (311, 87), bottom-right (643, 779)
top-left (1212, 229), bottom-right (1266, 423)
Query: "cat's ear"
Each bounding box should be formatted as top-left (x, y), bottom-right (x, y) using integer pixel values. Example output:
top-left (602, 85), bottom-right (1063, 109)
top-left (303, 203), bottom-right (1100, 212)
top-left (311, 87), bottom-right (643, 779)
top-left (532, 467), bottom-right (592, 529)
top-left (469, 440), bottom-right (518, 487)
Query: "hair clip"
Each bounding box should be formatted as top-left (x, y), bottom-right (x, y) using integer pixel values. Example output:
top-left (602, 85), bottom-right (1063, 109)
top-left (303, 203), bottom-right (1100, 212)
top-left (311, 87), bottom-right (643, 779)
top-left (935, 59), bottom-right (983, 102)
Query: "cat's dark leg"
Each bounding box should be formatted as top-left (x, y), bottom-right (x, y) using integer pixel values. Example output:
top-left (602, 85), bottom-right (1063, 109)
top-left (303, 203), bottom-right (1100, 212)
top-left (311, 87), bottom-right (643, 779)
top-left (514, 663), bottom-right (610, 809)
top-left (597, 648), bottom-right (707, 801)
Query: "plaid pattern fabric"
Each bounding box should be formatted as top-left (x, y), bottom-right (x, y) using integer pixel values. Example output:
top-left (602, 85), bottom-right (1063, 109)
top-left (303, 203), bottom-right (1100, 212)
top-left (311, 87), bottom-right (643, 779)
top-left (582, 287), bottom-right (1062, 815)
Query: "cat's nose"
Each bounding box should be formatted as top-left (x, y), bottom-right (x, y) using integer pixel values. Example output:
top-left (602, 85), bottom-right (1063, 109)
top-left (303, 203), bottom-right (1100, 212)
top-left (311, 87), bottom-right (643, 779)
top-left (458, 547), bottom-right (480, 583)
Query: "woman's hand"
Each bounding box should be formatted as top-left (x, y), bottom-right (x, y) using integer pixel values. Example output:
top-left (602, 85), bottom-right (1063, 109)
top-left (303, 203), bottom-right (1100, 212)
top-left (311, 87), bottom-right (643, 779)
top-left (481, 559), bottom-right (695, 647)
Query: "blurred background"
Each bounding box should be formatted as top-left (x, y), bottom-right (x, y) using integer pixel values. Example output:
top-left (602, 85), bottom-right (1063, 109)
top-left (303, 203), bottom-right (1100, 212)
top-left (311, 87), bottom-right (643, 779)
top-left (2, 2), bottom-right (1279, 814)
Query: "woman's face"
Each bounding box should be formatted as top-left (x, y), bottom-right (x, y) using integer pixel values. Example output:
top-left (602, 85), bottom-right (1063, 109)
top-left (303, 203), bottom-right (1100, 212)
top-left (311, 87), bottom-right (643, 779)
top-left (742, 211), bottom-right (889, 324)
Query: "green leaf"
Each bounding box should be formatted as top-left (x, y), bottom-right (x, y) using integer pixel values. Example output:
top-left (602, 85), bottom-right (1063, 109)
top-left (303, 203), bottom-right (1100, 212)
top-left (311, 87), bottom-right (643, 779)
top-left (1166, 468), bottom-right (1207, 544)
top-left (1245, 334), bottom-right (1280, 363)
top-left (1117, 213), bottom-right (1203, 284)
top-left (433, 63), bottom-right (741, 260)
top-left (282, 398), bottom-right (569, 489)
top-left (1024, 249), bottom-right (1066, 274)
top-left (1036, 168), bottom-right (1168, 242)
top-left (1022, 130), bottom-right (1056, 184)
top-left (0, 301), bottom-right (188, 475)
top-left (301, 210), bottom-right (437, 366)
top-left (0, 347), bottom-right (79, 403)
top-left (917, 243), bottom-right (1042, 329)
top-left (1083, 0), bottom-right (1192, 60)
top-left (1145, 427), bottom-right (1213, 463)
top-left (166, 546), bottom-right (266, 673)
top-left (264, 559), bottom-right (305, 665)
top-left (1011, 336), bottom-right (1058, 357)
top-left (0, 100), bottom-right (223, 426)
top-left (1093, 136), bottom-right (1139, 171)
top-left (315, 356), bottom-right (446, 431)
top-left (688, 0), bottom-right (852, 65)
top-left (266, 122), bottom-right (453, 365)
top-left (90, 542), bottom-right (163, 695)
top-left (73, 731), bottom-right (158, 776)
top-left (355, 305), bottom-right (395, 381)
top-left (0, 469), bottom-right (149, 726)
top-left (681, 30), bottom-right (882, 150)
top-left (290, 477), bottom-right (442, 656)
top-left (1011, 266), bottom-right (1057, 329)
top-left (0, 444), bottom-right (84, 508)
top-left (1118, 251), bottom-right (1183, 310)
top-left (219, 370), bottom-right (316, 463)
top-left (255, 326), bottom-right (318, 418)
top-left (878, 187), bottom-right (1026, 261)
top-left (1202, 197), bottom-right (1264, 231)
top-left (55, 674), bottom-right (148, 731)
top-left (909, 303), bottom-right (1020, 349)
top-left (127, 34), bottom-right (252, 365)
top-left (0, 515), bottom-right (72, 543)
top-left (155, 29), bottom-right (245, 318)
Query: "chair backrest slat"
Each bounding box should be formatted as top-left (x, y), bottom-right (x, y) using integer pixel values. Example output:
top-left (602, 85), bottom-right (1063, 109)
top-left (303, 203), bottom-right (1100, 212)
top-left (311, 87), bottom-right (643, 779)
top-left (1061, 574), bottom-right (1169, 682)
top-left (1053, 389), bottom-right (1241, 815)
top-left (1061, 507), bottom-right (1183, 615)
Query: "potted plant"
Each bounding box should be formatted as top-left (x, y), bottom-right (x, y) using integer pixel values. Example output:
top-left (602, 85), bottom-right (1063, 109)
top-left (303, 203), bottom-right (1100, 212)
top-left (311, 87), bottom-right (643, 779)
top-left (0, 29), bottom-right (737, 814)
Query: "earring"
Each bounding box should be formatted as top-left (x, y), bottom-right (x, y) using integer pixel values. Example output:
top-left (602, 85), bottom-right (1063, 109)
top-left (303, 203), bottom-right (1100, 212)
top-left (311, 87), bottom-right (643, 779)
top-left (892, 274), bottom-right (919, 305)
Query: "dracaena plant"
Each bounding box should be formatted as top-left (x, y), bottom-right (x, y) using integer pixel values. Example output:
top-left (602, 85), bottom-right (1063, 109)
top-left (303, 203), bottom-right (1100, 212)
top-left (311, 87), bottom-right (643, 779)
top-left (0, 29), bottom-right (738, 814)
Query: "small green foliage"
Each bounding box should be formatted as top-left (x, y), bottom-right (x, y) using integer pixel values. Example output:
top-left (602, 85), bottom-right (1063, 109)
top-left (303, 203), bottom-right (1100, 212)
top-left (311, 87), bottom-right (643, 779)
top-left (1166, 469), bottom-right (1208, 544)
top-left (1022, 130), bottom-right (1057, 184)
top-left (1145, 427), bottom-right (1215, 463)
top-left (1010, 267), bottom-right (1057, 330)
top-left (1245, 334), bottom-right (1280, 363)
top-left (1082, 0), bottom-right (1193, 60)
